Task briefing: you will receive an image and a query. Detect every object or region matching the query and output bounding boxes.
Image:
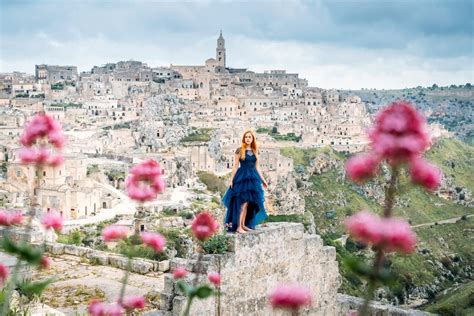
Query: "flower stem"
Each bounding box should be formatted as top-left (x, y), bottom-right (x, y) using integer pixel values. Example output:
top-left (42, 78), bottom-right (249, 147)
top-left (118, 255), bottom-right (133, 304)
top-left (1, 258), bottom-right (22, 315)
top-left (360, 165), bottom-right (399, 315)
top-left (183, 297), bottom-right (194, 316)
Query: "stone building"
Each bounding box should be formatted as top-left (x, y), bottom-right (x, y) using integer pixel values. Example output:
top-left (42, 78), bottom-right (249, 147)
top-left (35, 64), bottom-right (78, 84)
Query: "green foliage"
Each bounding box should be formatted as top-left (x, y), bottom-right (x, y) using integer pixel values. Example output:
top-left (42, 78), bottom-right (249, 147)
top-left (17, 278), bottom-right (56, 299)
top-left (1, 237), bottom-right (43, 266)
top-left (424, 281), bottom-right (474, 315)
top-left (180, 128), bottom-right (214, 143)
top-left (50, 83), bottom-right (64, 90)
top-left (56, 229), bottom-right (83, 246)
top-left (86, 164), bottom-right (99, 176)
top-left (196, 171), bottom-right (227, 196)
top-left (115, 237), bottom-right (167, 261)
top-left (105, 169), bottom-right (125, 181)
top-left (202, 234), bottom-right (230, 254)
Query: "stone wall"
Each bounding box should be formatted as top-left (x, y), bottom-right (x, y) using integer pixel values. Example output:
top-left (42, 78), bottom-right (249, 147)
top-left (44, 242), bottom-right (170, 274)
top-left (158, 222), bottom-right (341, 315)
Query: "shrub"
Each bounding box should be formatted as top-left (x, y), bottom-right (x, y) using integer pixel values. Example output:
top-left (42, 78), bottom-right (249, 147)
top-left (202, 234), bottom-right (230, 254)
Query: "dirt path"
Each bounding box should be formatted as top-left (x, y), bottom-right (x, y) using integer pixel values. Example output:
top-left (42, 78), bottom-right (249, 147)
top-left (412, 214), bottom-right (474, 228)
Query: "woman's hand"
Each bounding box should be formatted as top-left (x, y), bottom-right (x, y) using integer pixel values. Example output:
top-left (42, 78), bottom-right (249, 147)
top-left (262, 179), bottom-right (268, 189)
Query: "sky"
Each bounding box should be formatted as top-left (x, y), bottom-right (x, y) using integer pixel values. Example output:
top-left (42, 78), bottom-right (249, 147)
top-left (0, 0), bottom-right (473, 89)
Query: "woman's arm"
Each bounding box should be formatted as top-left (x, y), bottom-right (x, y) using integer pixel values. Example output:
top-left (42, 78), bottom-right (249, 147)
top-left (229, 152), bottom-right (240, 188)
top-left (255, 158), bottom-right (268, 189)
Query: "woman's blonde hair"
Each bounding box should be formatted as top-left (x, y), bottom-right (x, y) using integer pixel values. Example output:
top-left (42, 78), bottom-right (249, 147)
top-left (240, 129), bottom-right (258, 160)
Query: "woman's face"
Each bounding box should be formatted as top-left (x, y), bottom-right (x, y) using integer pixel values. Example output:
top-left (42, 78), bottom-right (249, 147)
top-left (244, 132), bottom-right (253, 145)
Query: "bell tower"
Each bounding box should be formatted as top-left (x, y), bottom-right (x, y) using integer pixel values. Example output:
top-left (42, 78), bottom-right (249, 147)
top-left (216, 30), bottom-right (226, 68)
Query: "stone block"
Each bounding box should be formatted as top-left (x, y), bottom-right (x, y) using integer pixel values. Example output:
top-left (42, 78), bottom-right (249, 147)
top-left (158, 260), bottom-right (170, 272)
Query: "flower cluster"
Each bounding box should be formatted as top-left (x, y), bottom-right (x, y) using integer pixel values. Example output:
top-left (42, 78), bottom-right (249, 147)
top-left (268, 283), bottom-right (312, 311)
top-left (18, 114), bottom-right (66, 167)
top-left (125, 159), bottom-right (165, 202)
top-left (41, 211), bottom-right (63, 232)
top-left (344, 211), bottom-right (416, 254)
top-left (0, 209), bottom-right (24, 226)
top-left (0, 263), bottom-right (8, 287)
top-left (346, 101), bottom-right (441, 190)
top-left (191, 212), bottom-right (219, 241)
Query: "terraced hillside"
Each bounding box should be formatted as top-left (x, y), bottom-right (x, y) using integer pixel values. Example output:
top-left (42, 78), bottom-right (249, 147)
top-left (280, 138), bottom-right (474, 313)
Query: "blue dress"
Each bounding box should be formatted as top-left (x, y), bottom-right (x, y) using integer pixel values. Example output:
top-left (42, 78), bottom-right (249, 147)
top-left (222, 148), bottom-right (268, 232)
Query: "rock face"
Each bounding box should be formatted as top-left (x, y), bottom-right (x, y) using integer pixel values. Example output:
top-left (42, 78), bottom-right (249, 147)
top-left (157, 222), bottom-right (341, 315)
top-left (270, 172), bottom-right (305, 215)
top-left (337, 294), bottom-right (433, 315)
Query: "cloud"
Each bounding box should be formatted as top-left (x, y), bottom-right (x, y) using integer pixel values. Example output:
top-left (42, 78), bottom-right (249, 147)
top-left (0, 0), bottom-right (472, 89)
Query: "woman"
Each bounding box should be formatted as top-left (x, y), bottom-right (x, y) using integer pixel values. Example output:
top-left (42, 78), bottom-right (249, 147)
top-left (222, 129), bottom-right (268, 233)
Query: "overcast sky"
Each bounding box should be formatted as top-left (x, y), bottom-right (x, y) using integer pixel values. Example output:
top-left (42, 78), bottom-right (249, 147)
top-left (1, 0), bottom-right (473, 89)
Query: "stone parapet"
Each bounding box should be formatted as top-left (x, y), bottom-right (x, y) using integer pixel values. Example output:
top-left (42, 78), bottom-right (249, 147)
top-left (158, 222), bottom-right (341, 315)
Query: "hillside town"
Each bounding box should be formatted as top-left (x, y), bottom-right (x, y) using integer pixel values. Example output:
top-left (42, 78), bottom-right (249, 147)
top-left (0, 32), bottom-right (384, 222)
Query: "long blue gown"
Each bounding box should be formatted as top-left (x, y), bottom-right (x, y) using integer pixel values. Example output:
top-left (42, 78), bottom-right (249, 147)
top-left (222, 148), bottom-right (268, 232)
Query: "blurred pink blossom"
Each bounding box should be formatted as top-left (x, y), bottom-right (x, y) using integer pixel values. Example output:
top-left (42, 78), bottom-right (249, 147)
top-left (40, 256), bottom-right (51, 269)
top-left (382, 218), bottom-right (417, 254)
top-left (409, 157), bottom-right (442, 190)
top-left (88, 300), bottom-right (124, 316)
top-left (0, 209), bottom-right (24, 226)
top-left (346, 154), bottom-right (380, 183)
top-left (173, 266), bottom-right (187, 279)
top-left (345, 211), bottom-right (417, 254)
top-left (208, 272), bottom-right (221, 286)
top-left (268, 283), bottom-right (312, 311)
top-left (125, 160), bottom-right (165, 202)
top-left (102, 225), bottom-right (128, 242)
top-left (41, 211), bottom-right (63, 232)
top-left (191, 212), bottom-right (219, 241)
top-left (0, 263), bottom-right (8, 286)
top-left (121, 295), bottom-right (146, 310)
top-left (140, 232), bottom-right (166, 253)
top-left (369, 101), bottom-right (430, 164)
top-left (345, 211), bottom-right (384, 245)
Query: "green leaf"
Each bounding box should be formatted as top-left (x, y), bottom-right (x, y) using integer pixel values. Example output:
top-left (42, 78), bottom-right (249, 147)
top-left (377, 268), bottom-right (397, 286)
top-left (343, 257), bottom-right (372, 277)
top-left (195, 285), bottom-right (214, 299)
top-left (17, 278), bottom-right (55, 298)
top-left (176, 280), bottom-right (191, 296)
top-left (1, 237), bottom-right (43, 265)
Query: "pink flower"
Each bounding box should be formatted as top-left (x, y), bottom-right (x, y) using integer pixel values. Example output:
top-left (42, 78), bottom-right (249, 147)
top-left (369, 101), bottom-right (430, 164)
top-left (409, 157), bottom-right (441, 190)
top-left (0, 264), bottom-right (8, 286)
top-left (125, 160), bottom-right (165, 202)
top-left (346, 154), bottom-right (380, 183)
top-left (173, 266), bottom-right (187, 279)
top-left (191, 212), bottom-right (219, 241)
top-left (19, 114), bottom-right (65, 167)
top-left (41, 211), bottom-right (63, 232)
top-left (121, 295), bottom-right (145, 310)
top-left (0, 209), bottom-right (24, 226)
top-left (140, 232), bottom-right (166, 253)
top-left (382, 218), bottom-right (417, 254)
top-left (88, 300), bottom-right (125, 316)
top-left (40, 256), bottom-right (51, 269)
top-left (268, 283), bottom-right (312, 311)
top-left (208, 272), bottom-right (221, 286)
top-left (345, 211), bottom-right (384, 245)
top-left (345, 211), bottom-right (417, 254)
top-left (102, 225), bottom-right (128, 242)
top-left (129, 159), bottom-right (162, 178)
top-left (47, 131), bottom-right (66, 149)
